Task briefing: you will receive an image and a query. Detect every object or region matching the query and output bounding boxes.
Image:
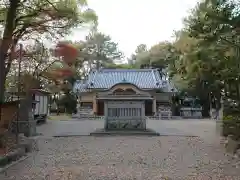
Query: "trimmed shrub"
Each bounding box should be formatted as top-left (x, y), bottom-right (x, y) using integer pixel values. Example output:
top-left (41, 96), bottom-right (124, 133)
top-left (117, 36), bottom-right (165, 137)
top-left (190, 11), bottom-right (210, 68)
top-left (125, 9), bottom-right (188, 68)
top-left (223, 115), bottom-right (240, 140)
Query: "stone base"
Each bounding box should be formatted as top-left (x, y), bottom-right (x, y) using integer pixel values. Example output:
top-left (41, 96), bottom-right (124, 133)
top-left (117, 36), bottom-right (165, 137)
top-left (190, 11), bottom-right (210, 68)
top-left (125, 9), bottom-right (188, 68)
top-left (90, 128), bottom-right (160, 136)
top-left (0, 135), bottom-right (37, 169)
top-left (216, 120), bottom-right (223, 135)
top-left (11, 120), bottom-right (37, 137)
top-left (225, 135), bottom-right (240, 154)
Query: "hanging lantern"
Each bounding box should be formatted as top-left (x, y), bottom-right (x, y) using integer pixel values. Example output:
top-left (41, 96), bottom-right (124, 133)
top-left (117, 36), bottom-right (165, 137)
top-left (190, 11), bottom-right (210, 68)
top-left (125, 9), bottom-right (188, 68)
top-left (54, 43), bottom-right (78, 65)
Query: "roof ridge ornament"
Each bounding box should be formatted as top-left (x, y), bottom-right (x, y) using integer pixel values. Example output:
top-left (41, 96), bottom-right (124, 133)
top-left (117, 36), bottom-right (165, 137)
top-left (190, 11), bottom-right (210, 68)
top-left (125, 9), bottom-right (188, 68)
top-left (122, 78), bottom-right (127, 82)
top-left (90, 81), bottom-right (94, 86)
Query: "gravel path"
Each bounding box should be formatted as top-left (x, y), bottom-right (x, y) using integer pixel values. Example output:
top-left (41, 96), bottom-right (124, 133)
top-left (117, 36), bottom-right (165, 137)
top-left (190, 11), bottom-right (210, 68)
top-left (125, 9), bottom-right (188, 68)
top-left (1, 135), bottom-right (240, 180)
top-left (36, 119), bottom-right (218, 140)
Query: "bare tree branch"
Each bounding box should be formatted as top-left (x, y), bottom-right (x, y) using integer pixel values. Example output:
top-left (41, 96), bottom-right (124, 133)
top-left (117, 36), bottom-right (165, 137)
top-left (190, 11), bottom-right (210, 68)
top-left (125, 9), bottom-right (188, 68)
top-left (44, 0), bottom-right (58, 12)
top-left (220, 36), bottom-right (240, 48)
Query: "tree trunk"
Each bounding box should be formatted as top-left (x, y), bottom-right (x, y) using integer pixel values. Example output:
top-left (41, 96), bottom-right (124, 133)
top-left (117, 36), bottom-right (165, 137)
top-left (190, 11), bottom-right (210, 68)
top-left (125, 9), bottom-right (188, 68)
top-left (0, 0), bottom-right (20, 103)
top-left (201, 97), bottom-right (210, 117)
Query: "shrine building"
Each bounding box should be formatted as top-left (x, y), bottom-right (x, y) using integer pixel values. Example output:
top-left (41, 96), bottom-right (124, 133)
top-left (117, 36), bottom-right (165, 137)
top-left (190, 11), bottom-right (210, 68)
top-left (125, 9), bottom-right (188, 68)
top-left (73, 68), bottom-right (176, 118)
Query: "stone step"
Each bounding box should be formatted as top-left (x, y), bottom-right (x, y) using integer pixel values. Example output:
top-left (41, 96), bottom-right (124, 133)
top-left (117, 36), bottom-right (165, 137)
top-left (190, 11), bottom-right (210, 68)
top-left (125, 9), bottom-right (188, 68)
top-left (90, 128), bottom-right (160, 136)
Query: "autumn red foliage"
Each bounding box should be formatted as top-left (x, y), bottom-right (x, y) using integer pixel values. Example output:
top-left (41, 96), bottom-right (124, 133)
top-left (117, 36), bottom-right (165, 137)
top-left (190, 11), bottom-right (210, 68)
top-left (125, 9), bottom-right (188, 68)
top-left (54, 43), bottom-right (78, 65)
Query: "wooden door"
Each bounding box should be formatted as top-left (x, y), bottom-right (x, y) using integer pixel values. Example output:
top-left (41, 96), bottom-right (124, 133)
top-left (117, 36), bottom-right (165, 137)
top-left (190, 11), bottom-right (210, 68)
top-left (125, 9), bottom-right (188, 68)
top-left (145, 100), bottom-right (153, 116)
top-left (97, 101), bottom-right (104, 115)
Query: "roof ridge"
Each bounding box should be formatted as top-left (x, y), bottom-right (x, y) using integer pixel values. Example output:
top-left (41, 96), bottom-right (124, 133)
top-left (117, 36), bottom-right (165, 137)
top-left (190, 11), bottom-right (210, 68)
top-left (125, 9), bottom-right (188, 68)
top-left (73, 68), bottom-right (176, 92)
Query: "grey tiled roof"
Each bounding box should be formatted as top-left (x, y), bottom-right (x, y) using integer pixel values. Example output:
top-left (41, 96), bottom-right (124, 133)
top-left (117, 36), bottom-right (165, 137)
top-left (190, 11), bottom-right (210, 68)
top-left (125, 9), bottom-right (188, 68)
top-left (161, 80), bottom-right (177, 92)
top-left (73, 80), bottom-right (88, 92)
top-left (73, 69), bottom-right (176, 92)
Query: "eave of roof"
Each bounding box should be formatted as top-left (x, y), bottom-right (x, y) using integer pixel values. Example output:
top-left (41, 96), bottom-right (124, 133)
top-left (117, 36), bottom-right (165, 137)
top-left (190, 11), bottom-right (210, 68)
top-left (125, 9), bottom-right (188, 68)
top-left (73, 68), bottom-right (177, 93)
top-left (86, 68), bottom-right (162, 89)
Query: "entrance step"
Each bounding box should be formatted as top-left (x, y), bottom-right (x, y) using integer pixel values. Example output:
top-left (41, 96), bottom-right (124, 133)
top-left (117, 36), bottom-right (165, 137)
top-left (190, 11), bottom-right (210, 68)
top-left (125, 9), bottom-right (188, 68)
top-left (90, 128), bottom-right (160, 136)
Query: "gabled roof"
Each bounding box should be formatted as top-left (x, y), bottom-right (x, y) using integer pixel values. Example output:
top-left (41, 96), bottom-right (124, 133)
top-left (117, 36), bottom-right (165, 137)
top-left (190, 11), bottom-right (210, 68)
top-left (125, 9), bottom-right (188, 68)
top-left (73, 68), bottom-right (176, 92)
top-left (73, 80), bottom-right (88, 92)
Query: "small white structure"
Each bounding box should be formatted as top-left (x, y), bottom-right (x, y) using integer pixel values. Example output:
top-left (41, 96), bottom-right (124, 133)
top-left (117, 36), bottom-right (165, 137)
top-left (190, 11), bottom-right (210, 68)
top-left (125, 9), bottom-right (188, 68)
top-left (5, 89), bottom-right (50, 126)
top-left (31, 89), bottom-right (50, 123)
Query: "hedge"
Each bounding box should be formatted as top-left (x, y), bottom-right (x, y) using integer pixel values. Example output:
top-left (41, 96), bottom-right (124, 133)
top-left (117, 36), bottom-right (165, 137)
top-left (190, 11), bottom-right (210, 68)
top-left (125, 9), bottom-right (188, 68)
top-left (222, 115), bottom-right (240, 140)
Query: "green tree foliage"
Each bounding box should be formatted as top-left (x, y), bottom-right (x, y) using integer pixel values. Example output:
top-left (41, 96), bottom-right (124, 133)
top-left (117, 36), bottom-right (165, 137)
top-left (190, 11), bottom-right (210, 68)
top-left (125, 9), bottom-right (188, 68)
top-left (135, 44), bottom-right (148, 54)
top-left (104, 63), bottom-right (134, 69)
top-left (130, 42), bottom-right (178, 71)
top-left (130, 0), bottom-right (240, 116)
top-left (79, 32), bottom-right (123, 69)
top-left (57, 92), bottom-right (77, 114)
top-left (0, 0), bottom-right (97, 102)
top-left (179, 0), bottom-right (240, 109)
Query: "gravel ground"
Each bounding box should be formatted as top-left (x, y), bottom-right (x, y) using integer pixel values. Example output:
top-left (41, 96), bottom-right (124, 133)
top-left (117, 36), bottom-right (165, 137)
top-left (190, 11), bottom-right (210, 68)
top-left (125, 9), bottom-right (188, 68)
top-left (1, 135), bottom-right (240, 180)
top-left (36, 119), bottom-right (217, 140)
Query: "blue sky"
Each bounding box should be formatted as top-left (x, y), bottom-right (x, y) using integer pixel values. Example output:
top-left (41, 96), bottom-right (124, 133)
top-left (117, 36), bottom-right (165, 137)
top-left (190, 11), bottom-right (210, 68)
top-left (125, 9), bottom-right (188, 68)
top-left (67, 0), bottom-right (199, 59)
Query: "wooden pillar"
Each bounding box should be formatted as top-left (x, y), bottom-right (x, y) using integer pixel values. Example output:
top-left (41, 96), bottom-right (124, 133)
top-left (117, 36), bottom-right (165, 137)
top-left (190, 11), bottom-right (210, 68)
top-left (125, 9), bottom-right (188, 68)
top-left (152, 98), bottom-right (156, 115)
top-left (142, 101), bottom-right (146, 129)
top-left (93, 95), bottom-right (97, 114)
top-left (95, 100), bottom-right (98, 115)
top-left (104, 101), bottom-right (108, 129)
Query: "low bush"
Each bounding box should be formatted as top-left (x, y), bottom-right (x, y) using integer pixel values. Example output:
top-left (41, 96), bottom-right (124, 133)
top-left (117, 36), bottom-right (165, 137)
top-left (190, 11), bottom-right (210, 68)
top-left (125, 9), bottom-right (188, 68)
top-left (0, 156), bottom-right (9, 167)
top-left (222, 115), bottom-right (240, 140)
